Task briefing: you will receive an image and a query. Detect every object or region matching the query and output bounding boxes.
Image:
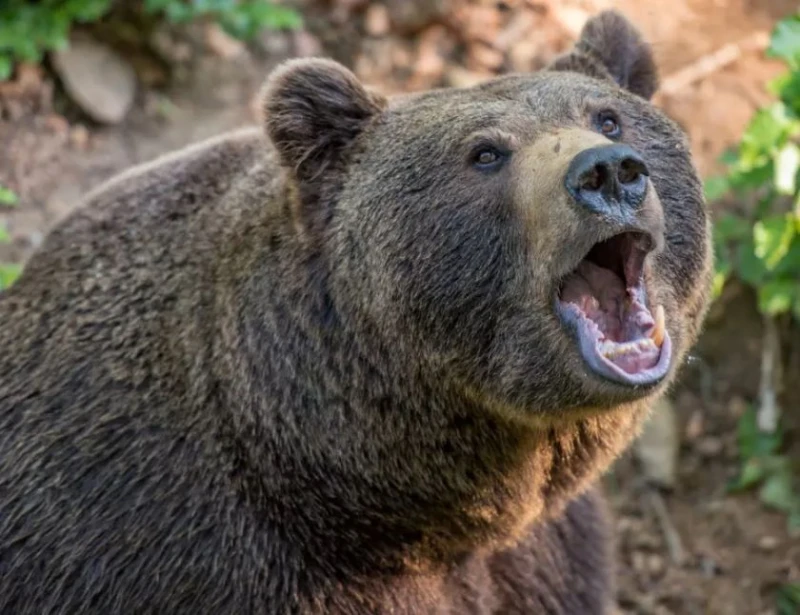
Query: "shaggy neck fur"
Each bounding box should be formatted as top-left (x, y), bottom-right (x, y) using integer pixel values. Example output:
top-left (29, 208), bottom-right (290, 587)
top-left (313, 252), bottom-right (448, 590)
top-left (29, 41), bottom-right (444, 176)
top-left (208, 183), bottom-right (647, 590)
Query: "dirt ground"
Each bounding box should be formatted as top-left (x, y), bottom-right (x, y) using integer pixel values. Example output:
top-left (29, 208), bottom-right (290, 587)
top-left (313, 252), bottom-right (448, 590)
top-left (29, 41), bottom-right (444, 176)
top-left (0, 0), bottom-right (799, 613)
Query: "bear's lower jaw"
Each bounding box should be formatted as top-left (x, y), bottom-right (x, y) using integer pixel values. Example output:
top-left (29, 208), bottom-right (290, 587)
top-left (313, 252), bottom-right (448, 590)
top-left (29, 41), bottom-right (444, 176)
top-left (556, 231), bottom-right (671, 387)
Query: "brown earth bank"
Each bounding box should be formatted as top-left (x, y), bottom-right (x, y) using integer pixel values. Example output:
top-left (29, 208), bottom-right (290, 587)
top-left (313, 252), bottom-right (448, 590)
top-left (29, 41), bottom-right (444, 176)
top-left (0, 1), bottom-right (798, 613)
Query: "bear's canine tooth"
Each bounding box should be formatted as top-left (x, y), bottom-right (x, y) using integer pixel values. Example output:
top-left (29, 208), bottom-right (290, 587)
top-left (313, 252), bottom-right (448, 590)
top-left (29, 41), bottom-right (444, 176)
top-left (650, 305), bottom-right (665, 347)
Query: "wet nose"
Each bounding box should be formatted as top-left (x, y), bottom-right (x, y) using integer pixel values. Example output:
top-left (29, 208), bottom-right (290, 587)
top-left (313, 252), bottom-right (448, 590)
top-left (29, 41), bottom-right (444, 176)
top-left (565, 144), bottom-right (649, 216)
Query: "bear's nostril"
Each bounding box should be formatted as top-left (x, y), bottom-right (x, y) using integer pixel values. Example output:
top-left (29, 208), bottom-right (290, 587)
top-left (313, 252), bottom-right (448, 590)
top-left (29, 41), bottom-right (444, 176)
top-left (617, 158), bottom-right (647, 185)
top-left (581, 165), bottom-right (608, 192)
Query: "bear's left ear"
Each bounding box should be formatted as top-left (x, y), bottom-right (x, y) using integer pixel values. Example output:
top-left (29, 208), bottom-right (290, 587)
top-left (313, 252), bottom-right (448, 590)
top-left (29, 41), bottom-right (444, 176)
top-left (548, 10), bottom-right (658, 100)
top-left (262, 58), bottom-right (386, 180)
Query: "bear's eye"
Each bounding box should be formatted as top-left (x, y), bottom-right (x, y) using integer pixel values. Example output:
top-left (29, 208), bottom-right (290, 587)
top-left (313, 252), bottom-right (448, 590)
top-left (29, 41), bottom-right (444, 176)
top-left (472, 147), bottom-right (507, 171)
top-left (596, 112), bottom-right (621, 139)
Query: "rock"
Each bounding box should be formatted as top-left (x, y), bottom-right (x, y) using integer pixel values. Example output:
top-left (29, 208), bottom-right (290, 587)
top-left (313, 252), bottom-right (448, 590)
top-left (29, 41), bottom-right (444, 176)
top-left (44, 114), bottom-right (69, 136)
top-left (634, 397), bottom-right (679, 489)
top-left (459, 5), bottom-right (502, 44)
top-left (364, 4), bottom-right (391, 37)
top-left (206, 24), bottom-right (245, 58)
top-left (409, 26), bottom-right (449, 87)
top-left (391, 44), bottom-right (413, 71)
top-left (151, 26), bottom-right (192, 64)
top-left (631, 550), bottom-right (647, 573)
top-left (28, 231), bottom-right (43, 250)
top-left (385, 0), bottom-right (449, 34)
top-left (699, 556), bottom-right (721, 577)
top-left (551, 6), bottom-right (590, 39)
top-left (444, 67), bottom-right (493, 89)
top-left (758, 535), bottom-right (778, 552)
top-left (696, 436), bottom-right (723, 458)
top-left (52, 37), bottom-right (136, 125)
top-left (69, 125), bottom-right (90, 150)
top-left (508, 39), bottom-right (546, 72)
top-left (647, 553), bottom-right (665, 576)
top-left (467, 43), bottom-right (505, 71)
top-left (292, 30), bottom-right (323, 57)
top-left (493, 9), bottom-right (536, 52)
top-left (685, 409), bottom-right (704, 440)
top-left (728, 395), bottom-right (748, 418)
top-left (256, 30), bottom-right (291, 57)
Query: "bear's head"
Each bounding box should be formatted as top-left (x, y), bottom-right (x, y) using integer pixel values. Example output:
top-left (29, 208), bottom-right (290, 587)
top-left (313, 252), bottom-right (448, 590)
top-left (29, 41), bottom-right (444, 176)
top-left (262, 10), bottom-right (712, 421)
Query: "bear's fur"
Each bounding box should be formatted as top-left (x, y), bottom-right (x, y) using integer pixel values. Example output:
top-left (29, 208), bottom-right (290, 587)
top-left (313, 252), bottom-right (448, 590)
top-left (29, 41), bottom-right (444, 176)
top-left (0, 10), bottom-right (712, 614)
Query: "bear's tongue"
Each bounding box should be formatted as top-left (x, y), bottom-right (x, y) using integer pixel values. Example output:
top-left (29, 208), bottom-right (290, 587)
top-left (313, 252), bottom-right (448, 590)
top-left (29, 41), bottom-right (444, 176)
top-left (559, 260), bottom-right (664, 374)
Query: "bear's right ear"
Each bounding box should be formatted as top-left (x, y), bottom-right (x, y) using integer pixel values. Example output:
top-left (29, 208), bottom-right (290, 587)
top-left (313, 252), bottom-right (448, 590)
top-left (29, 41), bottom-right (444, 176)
top-left (548, 10), bottom-right (658, 100)
top-left (262, 58), bottom-right (386, 181)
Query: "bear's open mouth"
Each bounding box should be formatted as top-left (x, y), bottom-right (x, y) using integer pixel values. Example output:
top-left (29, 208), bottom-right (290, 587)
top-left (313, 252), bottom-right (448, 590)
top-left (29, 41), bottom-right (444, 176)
top-left (556, 231), bottom-right (671, 387)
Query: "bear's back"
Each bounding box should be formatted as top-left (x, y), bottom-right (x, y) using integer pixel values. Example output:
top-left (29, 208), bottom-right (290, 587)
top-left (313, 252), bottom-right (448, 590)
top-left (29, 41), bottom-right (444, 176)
top-left (0, 128), bottom-right (292, 614)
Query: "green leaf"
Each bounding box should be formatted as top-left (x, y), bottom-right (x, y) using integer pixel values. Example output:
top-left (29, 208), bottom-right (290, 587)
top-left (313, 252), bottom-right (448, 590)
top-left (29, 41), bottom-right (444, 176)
top-left (759, 464), bottom-right (795, 511)
top-left (0, 263), bottom-right (21, 290)
top-left (772, 70), bottom-right (800, 115)
top-left (704, 176), bottom-right (730, 202)
top-left (778, 582), bottom-right (800, 615)
top-left (769, 14), bottom-right (800, 68)
top-left (714, 214), bottom-right (751, 243)
top-left (793, 290), bottom-right (800, 322)
top-left (754, 214), bottom-right (796, 269)
top-left (0, 225), bottom-right (9, 243)
top-left (739, 104), bottom-right (794, 164)
top-left (143, 0), bottom-right (173, 14)
top-left (253, 3), bottom-right (303, 30)
top-left (711, 270), bottom-right (728, 300)
top-left (758, 279), bottom-right (797, 315)
top-left (0, 55), bottom-right (12, 81)
top-left (775, 142), bottom-right (800, 195)
top-left (736, 237), bottom-right (769, 286)
top-left (164, 2), bottom-right (195, 23)
top-left (773, 240), bottom-right (800, 276)
top-left (728, 457), bottom-right (766, 492)
top-left (0, 185), bottom-right (18, 206)
top-left (718, 148), bottom-right (740, 167)
top-left (738, 408), bottom-right (783, 459)
top-left (790, 507), bottom-right (800, 534)
top-left (727, 159), bottom-right (774, 194)
top-left (72, 0), bottom-right (112, 22)
top-left (219, 10), bottom-right (252, 39)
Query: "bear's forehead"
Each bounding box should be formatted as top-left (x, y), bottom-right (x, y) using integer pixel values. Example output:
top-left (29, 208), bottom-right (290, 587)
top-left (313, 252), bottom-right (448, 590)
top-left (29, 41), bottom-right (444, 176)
top-left (384, 72), bottom-right (640, 136)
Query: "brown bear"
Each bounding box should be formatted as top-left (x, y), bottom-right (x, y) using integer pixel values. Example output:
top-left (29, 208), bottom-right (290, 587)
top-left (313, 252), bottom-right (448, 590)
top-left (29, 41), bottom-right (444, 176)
top-left (0, 10), bottom-right (712, 614)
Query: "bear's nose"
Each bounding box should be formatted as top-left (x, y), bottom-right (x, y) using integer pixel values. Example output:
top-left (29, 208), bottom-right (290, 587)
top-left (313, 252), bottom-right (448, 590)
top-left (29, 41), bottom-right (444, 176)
top-left (565, 144), bottom-right (649, 217)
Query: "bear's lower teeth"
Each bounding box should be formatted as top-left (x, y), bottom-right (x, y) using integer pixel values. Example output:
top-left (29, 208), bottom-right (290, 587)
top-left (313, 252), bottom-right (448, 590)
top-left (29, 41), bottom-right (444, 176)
top-left (599, 338), bottom-right (657, 359)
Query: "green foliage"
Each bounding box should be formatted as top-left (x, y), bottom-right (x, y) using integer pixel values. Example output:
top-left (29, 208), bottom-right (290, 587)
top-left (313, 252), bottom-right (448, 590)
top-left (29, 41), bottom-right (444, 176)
top-left (777, 583), bottom-right (800, 615)
top-left (708, 12), bottom-right (800, 322)
top-left (0, 185), bottom-right (19, 207)
top-left (0, 0), bottom-right (111, 80)
top-left (142, 0), bottom-right (301, 40)
top-left (0, 184), bottom-right (21, 290)
top-left (728, 408), bottom-right (800, 535)
top-left (0, 0), bottom-right (301, 81)
top-left (0, 223), bottom-right (21, 291)
top-left (0, 262), bottom-right (21, 291)
top-left (715, 16), bottom-right (800, 534)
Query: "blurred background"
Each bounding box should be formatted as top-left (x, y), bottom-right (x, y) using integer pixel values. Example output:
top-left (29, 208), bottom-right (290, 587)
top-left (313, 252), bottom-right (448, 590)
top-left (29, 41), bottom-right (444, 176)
top-left (0, 1), bottom-right (799, 613)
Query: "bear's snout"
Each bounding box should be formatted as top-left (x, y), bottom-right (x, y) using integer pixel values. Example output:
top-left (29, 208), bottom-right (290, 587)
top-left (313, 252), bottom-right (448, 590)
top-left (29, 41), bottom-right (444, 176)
top-left (565, 144), bottom-right (649, 220)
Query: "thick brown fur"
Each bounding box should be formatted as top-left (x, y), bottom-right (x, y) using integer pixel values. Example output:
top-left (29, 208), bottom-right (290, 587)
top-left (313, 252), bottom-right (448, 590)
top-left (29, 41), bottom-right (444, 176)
top-left (0, 10), bottom-right (712, 614)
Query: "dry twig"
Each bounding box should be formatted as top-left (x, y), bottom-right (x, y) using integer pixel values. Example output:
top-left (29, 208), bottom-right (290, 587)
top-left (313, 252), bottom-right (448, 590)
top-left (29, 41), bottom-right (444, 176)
top-left (646, 488), bottom-right (685, 566)
top-left (757, 315), bottom-right (782, 433)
